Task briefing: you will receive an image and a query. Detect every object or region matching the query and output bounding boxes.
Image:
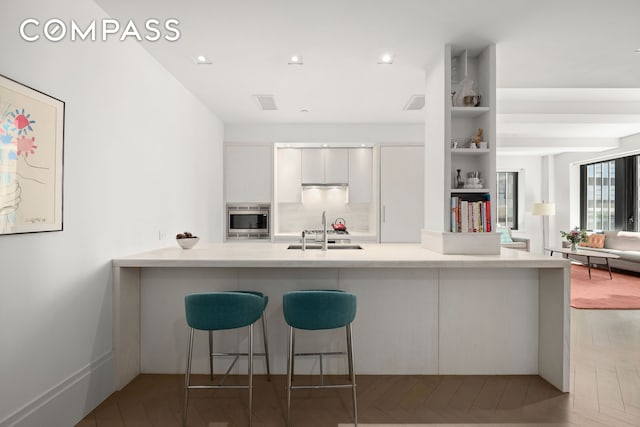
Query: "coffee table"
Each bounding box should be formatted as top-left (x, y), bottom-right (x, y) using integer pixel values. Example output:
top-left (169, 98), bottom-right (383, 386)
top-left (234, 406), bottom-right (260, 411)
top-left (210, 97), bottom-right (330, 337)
top-left (545, 247), bottom-right (620, 279)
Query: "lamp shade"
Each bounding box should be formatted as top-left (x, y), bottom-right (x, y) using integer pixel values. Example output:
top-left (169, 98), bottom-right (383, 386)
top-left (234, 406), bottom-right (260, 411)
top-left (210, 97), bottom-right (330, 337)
top-left (532, 202), bottom-right (556, 216)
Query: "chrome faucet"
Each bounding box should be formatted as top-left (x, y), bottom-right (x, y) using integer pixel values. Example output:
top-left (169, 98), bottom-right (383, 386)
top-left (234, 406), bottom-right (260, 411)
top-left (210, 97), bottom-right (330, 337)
top-left (301, 230), bottom-right (307, 251)
top-left (321, 210), bottom-right (328, 251)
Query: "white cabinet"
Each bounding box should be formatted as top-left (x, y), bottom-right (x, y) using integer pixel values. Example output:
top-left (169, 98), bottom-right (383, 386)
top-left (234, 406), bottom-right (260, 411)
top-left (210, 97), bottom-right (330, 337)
top-left (324, 148), bottom-right (349, 183)
top-left (301, 148), bottom-right (324, 184)
top-left (276, 148), bottom-right (301, 203)
top-left (301, 148), bottom-right (349, 184)
top-left (348, 148), bottom-right (373, 203)
top-left (225, 145), bottom-right (272, 203)
top-left (380, 145), bottom-right (424, 243)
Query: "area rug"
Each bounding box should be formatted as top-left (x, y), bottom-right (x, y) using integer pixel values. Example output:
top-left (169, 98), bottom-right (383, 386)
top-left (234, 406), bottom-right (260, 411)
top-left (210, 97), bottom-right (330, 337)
top-left (571, 264), bottom-right (640, 309)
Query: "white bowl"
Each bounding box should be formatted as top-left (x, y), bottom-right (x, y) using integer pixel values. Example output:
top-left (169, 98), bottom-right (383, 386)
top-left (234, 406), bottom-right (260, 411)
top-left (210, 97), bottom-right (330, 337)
top-left (176, 237), bottom-right (199, 249)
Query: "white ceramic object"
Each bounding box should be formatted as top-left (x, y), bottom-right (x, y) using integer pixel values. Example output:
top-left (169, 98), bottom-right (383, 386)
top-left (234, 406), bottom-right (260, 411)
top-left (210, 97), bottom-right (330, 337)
top-left (176, 237), bottom-right (199, 249)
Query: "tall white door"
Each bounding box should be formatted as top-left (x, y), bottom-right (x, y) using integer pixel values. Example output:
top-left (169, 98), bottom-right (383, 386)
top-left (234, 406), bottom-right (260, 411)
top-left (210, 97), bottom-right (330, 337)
top-left (380, 145), bottom-right (424, 243)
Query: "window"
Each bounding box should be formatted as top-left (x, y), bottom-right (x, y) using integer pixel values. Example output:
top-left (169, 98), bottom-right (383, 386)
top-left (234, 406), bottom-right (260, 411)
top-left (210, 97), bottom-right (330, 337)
top-left (497, 171), bottom-right (518, 230)
top-left (583, 160), bottom-right (615, 230)
top-left (580, 155), bottom-right (639, 232)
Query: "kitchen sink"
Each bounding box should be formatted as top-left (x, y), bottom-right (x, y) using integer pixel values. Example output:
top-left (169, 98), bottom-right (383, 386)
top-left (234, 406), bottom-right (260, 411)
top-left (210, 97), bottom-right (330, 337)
top-left (287, 244), bottom-right (363, 250)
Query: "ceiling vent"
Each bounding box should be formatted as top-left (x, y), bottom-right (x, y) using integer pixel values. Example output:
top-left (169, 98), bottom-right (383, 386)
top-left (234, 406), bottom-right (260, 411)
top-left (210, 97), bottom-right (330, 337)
top-left (254, 95), bottom-right (278, 111)
top-left (403, 94), bottom-right (425, 111)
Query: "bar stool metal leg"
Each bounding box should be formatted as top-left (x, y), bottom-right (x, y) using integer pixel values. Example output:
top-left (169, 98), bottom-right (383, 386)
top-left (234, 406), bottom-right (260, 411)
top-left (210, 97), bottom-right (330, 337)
top-left (290, 327), bottom-right (295, 382)
top-left (183, 328), bottom-right (195, 427)
top-left (261, 312), bottom-right (271, 380)
top-left (208, 331), bottom-right (214, 381)
top-left (248, 324), bottom-right (254, 427)
top-left (346, 326), bottom-right (353, 381)
top-left (286, 326), bottom-right (294, 427)
top-left (347, 324), bottom-right (358, 426)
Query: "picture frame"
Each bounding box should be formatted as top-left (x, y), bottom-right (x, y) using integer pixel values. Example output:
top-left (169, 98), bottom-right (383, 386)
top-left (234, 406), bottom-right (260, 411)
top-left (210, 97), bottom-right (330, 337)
top-left (0, 74), bottom-right (64, 235)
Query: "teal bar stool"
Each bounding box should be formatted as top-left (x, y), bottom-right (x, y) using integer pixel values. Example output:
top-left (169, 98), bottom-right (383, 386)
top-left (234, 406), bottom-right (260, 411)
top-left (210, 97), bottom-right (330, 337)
top-left (183, 292), bottom-right (264, 427)
top-left (208, 291), bottom-right (271, 381)
top-left (283, 290), bottom-right (358, 427)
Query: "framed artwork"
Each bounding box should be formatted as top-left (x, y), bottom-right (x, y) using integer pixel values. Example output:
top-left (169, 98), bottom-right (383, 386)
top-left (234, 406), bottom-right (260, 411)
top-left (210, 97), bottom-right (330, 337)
top-left (0, 74), bottom-right (64, 235)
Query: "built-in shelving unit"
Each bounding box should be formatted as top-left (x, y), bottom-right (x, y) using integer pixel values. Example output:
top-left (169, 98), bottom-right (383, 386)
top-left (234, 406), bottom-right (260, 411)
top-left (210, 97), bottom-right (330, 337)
top-left (451, 188), bottom-right (489, 194)
top-left (451, 106), bottom-right (490, 117)
top-left (446, 44), bottom-right (496, 238)
top-left (422, 43), bottom-right (499, 254)
top-left (449, 148), bottom-right (490, 155)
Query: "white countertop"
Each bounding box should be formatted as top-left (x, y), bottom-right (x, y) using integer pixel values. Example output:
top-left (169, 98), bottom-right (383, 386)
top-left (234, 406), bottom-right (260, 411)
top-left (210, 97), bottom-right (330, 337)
top-left (113, 242), bottom-right (568, 269)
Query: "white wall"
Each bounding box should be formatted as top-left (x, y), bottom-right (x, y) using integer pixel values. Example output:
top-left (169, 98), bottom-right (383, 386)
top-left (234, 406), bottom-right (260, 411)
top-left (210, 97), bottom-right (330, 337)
top-left (0, 2), bottom-right (224, 426)
top-left (423, 49), bottom-right (446, 231)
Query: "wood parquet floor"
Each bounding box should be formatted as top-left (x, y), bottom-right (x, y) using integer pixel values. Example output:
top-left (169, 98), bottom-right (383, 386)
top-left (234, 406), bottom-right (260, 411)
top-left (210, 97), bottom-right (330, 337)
top-left (78, 309), bottom-right (640, 427)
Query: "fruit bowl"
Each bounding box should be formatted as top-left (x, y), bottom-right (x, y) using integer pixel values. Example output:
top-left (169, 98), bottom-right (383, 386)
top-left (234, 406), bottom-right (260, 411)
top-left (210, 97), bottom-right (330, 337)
top-left (176, 232), bottom-right (199, 249)
top-left (176, 237), bottom-right (199, 249)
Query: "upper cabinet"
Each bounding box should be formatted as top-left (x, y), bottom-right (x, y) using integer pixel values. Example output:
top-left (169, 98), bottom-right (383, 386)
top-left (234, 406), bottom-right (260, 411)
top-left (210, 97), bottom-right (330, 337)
top-left (301, 148), bottom-right (349, 184)
top-left (225, 144), bottom-right (272, 203)
top-left (324, 148), bottom-right (349, 183)
top-left (301, 148), bottom-right (324, 184)
top-left (348, 148), bottom-right (373, 203)
top-left (276, 148), bottom-right (302, 203)
top-left (275, 146), bottom-right (374, 206)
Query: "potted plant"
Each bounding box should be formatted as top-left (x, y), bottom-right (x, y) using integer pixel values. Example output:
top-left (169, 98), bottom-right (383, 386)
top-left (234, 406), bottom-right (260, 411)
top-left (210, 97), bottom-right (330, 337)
top-left (560, 227), bottom-right (588, 251)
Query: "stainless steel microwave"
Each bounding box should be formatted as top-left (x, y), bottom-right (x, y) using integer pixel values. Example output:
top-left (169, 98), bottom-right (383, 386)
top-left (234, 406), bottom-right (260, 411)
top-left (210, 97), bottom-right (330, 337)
top-left (226, 204), bottom-right (270, 239)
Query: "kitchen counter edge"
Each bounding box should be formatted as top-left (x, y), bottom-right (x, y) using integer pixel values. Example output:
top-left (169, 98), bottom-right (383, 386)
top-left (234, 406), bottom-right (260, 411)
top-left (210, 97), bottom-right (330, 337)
top-left (112, 243), bottom-right (568, 269)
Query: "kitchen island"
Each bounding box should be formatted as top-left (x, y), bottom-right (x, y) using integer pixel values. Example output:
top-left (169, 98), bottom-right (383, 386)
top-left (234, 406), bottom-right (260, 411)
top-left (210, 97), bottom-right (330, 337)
top-left (113, 243), bottom-right (570, 393)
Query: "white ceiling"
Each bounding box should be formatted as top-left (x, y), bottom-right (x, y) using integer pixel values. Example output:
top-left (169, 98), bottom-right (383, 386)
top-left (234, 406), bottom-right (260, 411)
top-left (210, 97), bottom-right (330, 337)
top-left (96, 0), bottom-right (640, 154)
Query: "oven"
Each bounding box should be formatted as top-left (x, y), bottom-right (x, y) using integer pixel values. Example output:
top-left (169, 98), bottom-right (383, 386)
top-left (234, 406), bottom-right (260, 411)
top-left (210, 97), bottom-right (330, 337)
top-left (226, 204), bottom-right (270, 239)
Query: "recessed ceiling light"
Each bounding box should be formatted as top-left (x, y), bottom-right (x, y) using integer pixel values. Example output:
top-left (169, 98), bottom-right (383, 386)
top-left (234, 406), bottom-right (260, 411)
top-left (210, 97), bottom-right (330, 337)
top-left (378, 53), bottom-right (394, 64)
top-left (322, 144), bottom-right (328, 147)
top-left (195, 55), bottom-right (212, 65)
top-left (300, 109), bottom-right (309, 113)
top-left (289, 54), bottom-right (303, 65)
top-left (360, 144), bottom-right (366, 147)
top-left (635, 48), bottom-right (640, 53)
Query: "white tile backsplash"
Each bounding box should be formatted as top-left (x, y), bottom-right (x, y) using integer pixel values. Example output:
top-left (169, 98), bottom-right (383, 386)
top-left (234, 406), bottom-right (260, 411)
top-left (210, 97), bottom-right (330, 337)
top-left (276, 198), bottom-right (372, 233)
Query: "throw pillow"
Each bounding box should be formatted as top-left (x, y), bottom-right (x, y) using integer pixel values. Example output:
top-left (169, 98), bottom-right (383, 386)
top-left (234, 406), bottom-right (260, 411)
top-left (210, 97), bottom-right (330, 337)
top-left (497, 227), bottom-right (514, 244)
top-left (579, 233), bottom-right (605, 249)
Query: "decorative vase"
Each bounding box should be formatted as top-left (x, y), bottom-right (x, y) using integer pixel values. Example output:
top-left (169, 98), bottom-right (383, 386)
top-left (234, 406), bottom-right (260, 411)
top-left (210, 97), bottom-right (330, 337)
top-left (570, 242), bottom-right (577, 252)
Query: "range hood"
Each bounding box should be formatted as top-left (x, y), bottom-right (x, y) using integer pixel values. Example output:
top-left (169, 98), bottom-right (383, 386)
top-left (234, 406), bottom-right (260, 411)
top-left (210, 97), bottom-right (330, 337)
top-left (301, 183), bottom-right (348, 188)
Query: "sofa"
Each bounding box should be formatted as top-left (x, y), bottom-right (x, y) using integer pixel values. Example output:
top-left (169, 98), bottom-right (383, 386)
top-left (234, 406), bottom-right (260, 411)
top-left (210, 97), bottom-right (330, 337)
top-left (575, 230), bottom-right (640, 273)
top-left (497, 227), bottom-right (530, 251)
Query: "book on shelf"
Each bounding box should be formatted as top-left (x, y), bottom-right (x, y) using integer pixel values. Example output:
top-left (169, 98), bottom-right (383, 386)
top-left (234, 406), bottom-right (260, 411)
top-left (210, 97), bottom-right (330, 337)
top-left (450, 193), bottom-right (492, 233)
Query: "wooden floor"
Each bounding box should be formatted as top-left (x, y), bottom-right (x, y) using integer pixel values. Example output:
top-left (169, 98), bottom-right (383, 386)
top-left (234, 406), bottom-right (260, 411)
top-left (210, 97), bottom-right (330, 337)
top-left (78, 309), bottom-right (640, 426)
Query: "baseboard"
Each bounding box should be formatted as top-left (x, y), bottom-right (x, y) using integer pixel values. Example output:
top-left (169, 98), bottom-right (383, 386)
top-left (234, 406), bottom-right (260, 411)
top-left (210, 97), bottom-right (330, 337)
top-left (0, 352), bottom-right (114, 427)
